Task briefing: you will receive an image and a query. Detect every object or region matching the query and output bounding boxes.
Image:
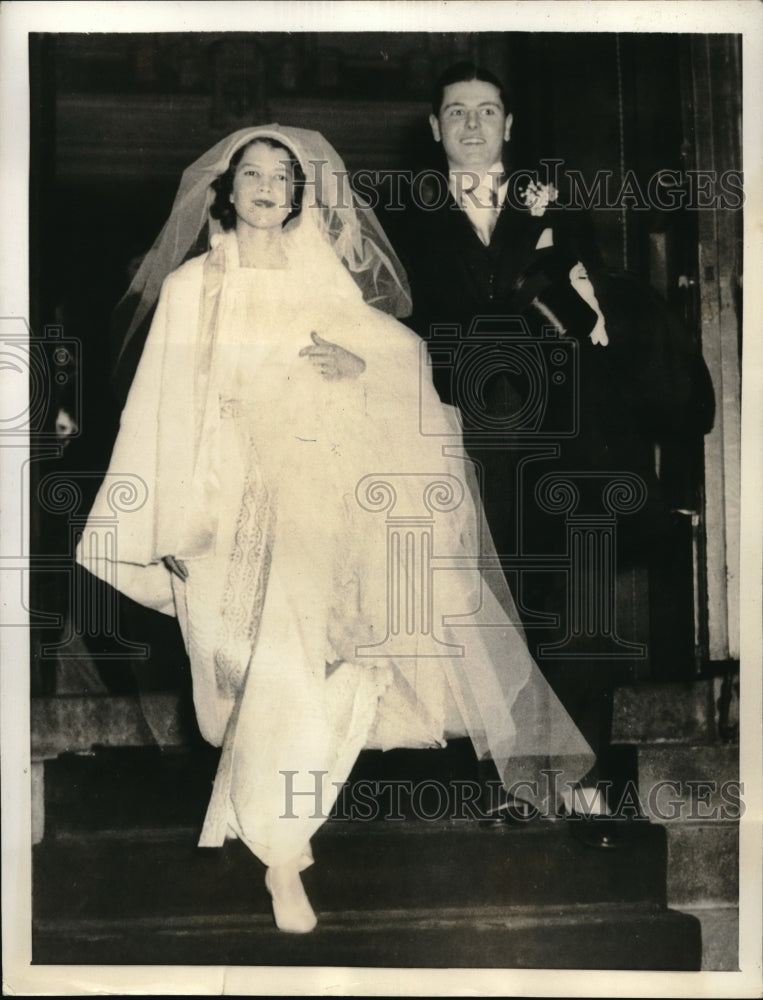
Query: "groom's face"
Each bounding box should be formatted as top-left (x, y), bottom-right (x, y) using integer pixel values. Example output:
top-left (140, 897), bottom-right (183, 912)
top-left (430, 79), bottom-right (513, 174)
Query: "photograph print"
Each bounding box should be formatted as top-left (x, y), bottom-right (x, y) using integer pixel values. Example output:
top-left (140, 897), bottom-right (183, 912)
top-left (3, 3), bottom-right (760, 995)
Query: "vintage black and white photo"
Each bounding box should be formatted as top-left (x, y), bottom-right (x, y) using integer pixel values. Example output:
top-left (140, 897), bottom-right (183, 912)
top-left (1, 2), bottom-right (761, 996)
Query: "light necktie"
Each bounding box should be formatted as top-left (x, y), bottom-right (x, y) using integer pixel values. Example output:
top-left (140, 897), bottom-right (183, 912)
top-left (455, 172), bottom-right (503, 246)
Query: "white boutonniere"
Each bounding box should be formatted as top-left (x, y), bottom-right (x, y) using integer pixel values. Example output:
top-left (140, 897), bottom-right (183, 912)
top-left (522, 180), bottom-right (558, 217)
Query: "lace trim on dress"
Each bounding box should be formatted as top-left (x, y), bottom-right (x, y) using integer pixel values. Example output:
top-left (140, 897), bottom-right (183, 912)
top-left (214, 409), bottom-right (275, 700)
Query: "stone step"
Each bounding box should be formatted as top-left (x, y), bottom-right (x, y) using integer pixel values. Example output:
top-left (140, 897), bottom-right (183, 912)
top-left (633, 744), bottom-right (740, 823)
top-left (43, 746), bottom-right (219, 838)
top-left (33, 746), bottom-right (703, 971)
top-left (33, 902), bottom-right (702, 969)
top-left (34, 679), bottom-right (735, 757)
top-left (32, 693), bottom-right (187, 758)
top-left (34, 817), bottom-right (670, 920)
top-left (664, 822), bottom-right (739, 907)
top-left (38, 744), bottom-right (674, 912)
top-left (611, 680), bottom-right (717, 745)
top-left (41, 741), bottom-right (635, 835)
top-left (678, 905), bottom-right (739, 972)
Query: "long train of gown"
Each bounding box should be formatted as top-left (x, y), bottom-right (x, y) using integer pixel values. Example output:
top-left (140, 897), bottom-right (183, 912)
top-left (77, 232), bottom-right (594, 870)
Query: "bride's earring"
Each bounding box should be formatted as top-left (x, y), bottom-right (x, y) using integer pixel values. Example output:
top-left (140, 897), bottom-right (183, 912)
top-left (265, 864), bottom-right (317, 934)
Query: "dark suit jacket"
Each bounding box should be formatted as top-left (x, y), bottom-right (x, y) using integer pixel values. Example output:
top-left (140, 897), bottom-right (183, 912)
top-left (390, 187), bottom-right (714, 565)
top-left (398, 194), bottom-right (540, 401)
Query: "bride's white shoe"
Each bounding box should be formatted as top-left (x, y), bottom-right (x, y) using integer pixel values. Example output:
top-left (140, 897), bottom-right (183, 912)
top-left (265, 865), bottom-right (318, 934)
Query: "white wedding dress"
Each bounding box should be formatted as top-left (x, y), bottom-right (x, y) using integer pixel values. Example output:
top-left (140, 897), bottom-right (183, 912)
top-left (78, 230), bottom-right (593, 870)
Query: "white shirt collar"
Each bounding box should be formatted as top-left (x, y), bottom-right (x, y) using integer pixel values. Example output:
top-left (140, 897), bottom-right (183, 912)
top-left (448, 161), bottom-right (507, 205)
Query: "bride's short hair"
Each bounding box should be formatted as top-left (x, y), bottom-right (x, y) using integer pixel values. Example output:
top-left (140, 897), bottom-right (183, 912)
top-left (210, 137), bottom-right (305, 231)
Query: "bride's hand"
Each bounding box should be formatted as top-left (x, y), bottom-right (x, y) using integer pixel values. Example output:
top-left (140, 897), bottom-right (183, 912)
top-left (163, 555), bottom-right (188, 580)
top-left (299, 331), bottom-right (366, 381)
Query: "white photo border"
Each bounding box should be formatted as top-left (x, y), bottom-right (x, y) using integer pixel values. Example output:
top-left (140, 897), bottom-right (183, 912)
top-left (2, 2), bottom-right (761, 996)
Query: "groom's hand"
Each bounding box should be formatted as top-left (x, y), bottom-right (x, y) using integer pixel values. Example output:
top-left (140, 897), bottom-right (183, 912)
top-left (299, 331), bottom-right (366, 381)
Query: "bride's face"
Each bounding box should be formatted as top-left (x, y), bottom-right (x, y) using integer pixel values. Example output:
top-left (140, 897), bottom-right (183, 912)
top-left (230, 141), bottom-right (295, 232)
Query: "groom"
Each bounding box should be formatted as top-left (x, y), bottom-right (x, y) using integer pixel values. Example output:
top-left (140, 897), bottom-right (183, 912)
top-left (397, 61), bottom-right (603, 552)
top-left (393, 61), bottom-right (627, 831)
top-left (394, 59), bottom-right (714, 833)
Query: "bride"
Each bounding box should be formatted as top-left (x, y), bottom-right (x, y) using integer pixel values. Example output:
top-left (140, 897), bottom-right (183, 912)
top-left (77, 125), bottom-right (593, 934)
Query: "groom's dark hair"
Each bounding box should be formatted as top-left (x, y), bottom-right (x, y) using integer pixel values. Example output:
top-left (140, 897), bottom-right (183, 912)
top-left (431, 61), bottom-right (511, 117)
